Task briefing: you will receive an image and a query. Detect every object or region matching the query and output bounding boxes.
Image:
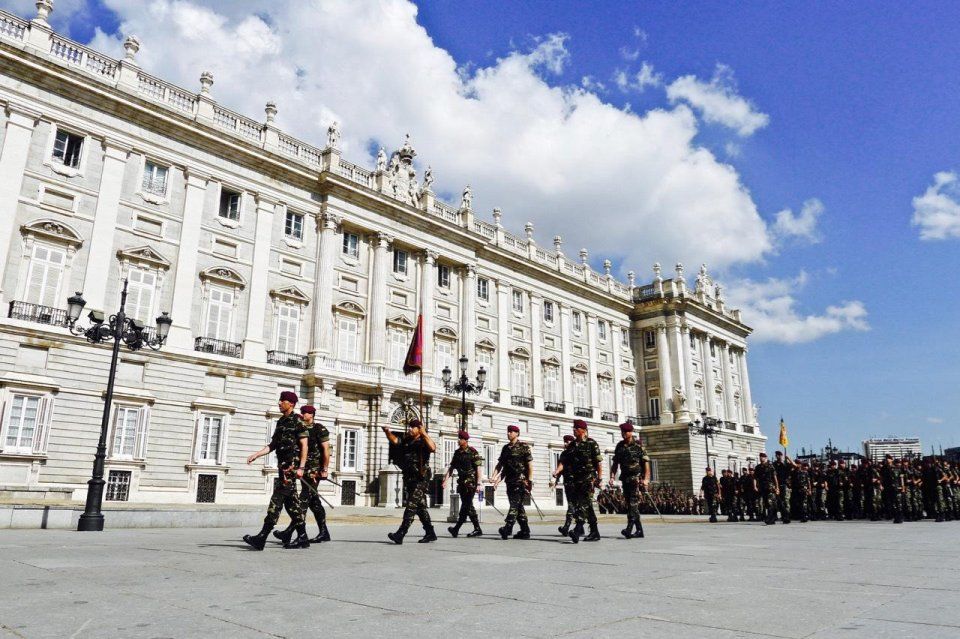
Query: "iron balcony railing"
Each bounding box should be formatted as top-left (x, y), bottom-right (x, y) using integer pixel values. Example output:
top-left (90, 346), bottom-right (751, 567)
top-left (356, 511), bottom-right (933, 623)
top-left (511, 395), bottom-right (533, 408)
top-left (639, 416), bottom-right (660, 426)
top-left (267, 350), bottom-right (308, 368)
top-left (626, 416), bottom-right (639, 424)
top-left (8, 301), bottom-right (67, 327)
top-left (724, 421), bottom-right (737, 431)
top-left (544, 401), bottom-right (565, 413)
top-left (194, 336), bottom-right (242, 358)
top-left (574, 407), bottom-right (593, 418)
top-left (601, 411), bottom-right (617, 422)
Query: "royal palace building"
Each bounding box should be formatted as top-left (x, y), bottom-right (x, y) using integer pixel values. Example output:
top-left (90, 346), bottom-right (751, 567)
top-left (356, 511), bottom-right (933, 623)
top-left (0, 5), bottom-right (764, 512)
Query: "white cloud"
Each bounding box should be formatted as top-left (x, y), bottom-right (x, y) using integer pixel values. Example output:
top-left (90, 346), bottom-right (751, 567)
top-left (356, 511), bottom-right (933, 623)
top-left (580, 75), bottom-right (606, 92)
top-left (725, 272), bottom-right (869, 344)
top-left (614, 62), bottom-right (661, 93)
top-left (84, 0), bottom-right (773, 271)
top-left (619, 46), bottom-right (640, 62)
top-left (927, 417), bottom-right (944, 424)
top-left (724, 142), bottom-right (741, 158)
top-left (666, 63), bottom-right (769, 137)
top-left (912, 171), bottom-right (960, 240)
top-left (773, 198), bottom-right (824, 244)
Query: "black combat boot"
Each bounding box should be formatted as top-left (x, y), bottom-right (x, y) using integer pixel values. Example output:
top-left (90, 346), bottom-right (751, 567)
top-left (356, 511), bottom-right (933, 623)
top-left (243, 524), bottom-right (272, 550)
top-left (419, 526), bottom-right (438, 543)
top-left (621, 517), bottom-right (634, 538)
top-left (448, 524), bottom-right (461, 538)
top-left (513, 521), bottom-right (531, 540)
top-left (559, 512), bottom-right (573, 536)
top-left (632, 518), bottom-right (645, 538)
top-left (498, 524), bottom-right (513, 540)
top-left (314, 523), bottom-right (331, 543)
top-left (387, 529), bottom-right (406, 544)
top-left (283, 524), bottom-right (311, 549)
top-left (583, 523), bottom-right (601, 542)
top-left (273, 523), bottom-right (295, 545)
top-left (466, 526), bottom-right (483, 537)
top-left (709, 514), bottom-right (718, 523)
top-left (569, 522), bottom-right (583, 544)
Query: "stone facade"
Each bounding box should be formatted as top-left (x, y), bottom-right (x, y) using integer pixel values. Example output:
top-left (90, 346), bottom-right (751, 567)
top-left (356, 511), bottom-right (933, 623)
top-left (0, 7), bottom-right (764, 508)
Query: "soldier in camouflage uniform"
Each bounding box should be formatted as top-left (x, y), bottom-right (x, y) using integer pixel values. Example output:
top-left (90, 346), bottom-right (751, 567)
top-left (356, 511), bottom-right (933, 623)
top-left (382, 418), bottom-right (438, 544)
top-left (493, 425), bottom-right (533, 540)
top-left (861, 458), bottom-right (881, 521)
top-left (552, 419), bottom-right (602, 542)
top-left (741, 466), bottom-right (757, 521)
top-left (699, 467), bottom-right (721, 523)
top-left (753, 452), bottom-right (779, 525)
top-left (772, 451), bottom-right (792, 524)
top-left (608, 422), bottom-right (650, 538)
top-left (791, 461), bottom-right (812, 523)
top-left (720, 468), bottom-right (740, 522)
top-left (921, 457), bottom-right (943, 522)
top-left (243, 391), bottom-right (310, 550)
top-left (811, 462), bottom-right (827, 520)
top-left (939, 460), bottom-right (955, 521)
top-left (554, 434), bottom-right (576, 536)
top-left (880, 454), bottom-right (904, 523)
top-left (274, 405), bottom-right (331, 545)
top-left (825, 460), bottom-right (844, 521)
top-left (442, 430), bottom-right (484, 537)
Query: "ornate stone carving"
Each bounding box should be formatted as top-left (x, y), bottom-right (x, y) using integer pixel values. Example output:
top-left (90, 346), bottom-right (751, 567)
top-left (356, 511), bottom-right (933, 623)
top-left (199, 71), bottom-right (214, 95)
top-left (375, 147), bottom-right (387, 173)
top-left (673, 386), bottom-right (687, 408)
top-left (123, 36), bottom-right (140, 63)
top-left (460, 185), bottom-right (473, 211)
top-left (326, 121), bottom-right (341, 150)
top-left (421, 165), bottom-right (433, 193)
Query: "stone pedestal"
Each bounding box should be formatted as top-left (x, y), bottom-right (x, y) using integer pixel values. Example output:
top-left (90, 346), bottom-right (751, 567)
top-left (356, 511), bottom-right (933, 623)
top-left (377, 469), bottom-right (402, 508)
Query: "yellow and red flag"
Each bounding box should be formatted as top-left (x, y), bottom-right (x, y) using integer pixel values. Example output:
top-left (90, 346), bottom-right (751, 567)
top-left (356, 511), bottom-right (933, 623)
top-left (778, 417), bottom-right (789, 449)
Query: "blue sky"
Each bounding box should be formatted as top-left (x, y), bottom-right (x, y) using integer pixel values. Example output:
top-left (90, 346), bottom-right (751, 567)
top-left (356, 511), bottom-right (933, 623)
top-left (9, 0), bottom-right (959, 453)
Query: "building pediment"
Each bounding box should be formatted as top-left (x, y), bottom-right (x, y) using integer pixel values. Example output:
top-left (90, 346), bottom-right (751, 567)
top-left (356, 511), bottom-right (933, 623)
top-left (200, 266), bottom-right (246, 289)
top-left (21, 218), bottom-right (83, 248)
top-left (622, 374), bottom-right (637, 385)
top-left (435, 326), bottom-right (458, 339)
top-left (597, 369), bottom-right (613, 379)
top-left (570, 362), bottom-right (589, 373)
top-left (270, 285), bottom-right (310, 304)
top-left (510, 346), bottom-right (531, 359)
top-left (117, 245), bottom-right (171, 270)
top-left (387, 314), bottom-right (415, 328)
top-left (334, 300), bottom-right (365, 317)
top-left (475, 338), bottom-right (496, 351)
top-left (541, 355), bottom-right (561, 366)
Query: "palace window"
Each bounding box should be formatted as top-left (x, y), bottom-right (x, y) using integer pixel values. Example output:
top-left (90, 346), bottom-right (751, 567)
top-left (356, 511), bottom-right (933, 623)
top-left (274, 304), bottom-right (301, 353)
top-left (204, 287), bottom-right (234, 341)
top-left (598, 377), bottom-right (614, 413)
top-left (25, 243), bottom-right (66, 307)
top-left (648, 396), bottom-right (660, 418)
top-left (644, 330), bottom-right (656, 349)
top-left (543, 300), bottom-right (554, 323)
top-left (622, 328), bottom-right (630, 348)
top-left (512, 290), bottom-right (524, 313)
top-left (284, 210), bottom-right (304, 240)
top-left (110, 404), bottom-right (150, 460)
top-left (51, 129), bottom-right (84, 168)
top-left (218, 188), bottom-right (241, 221)
top-left (141, 161), bottom-right (168, 196)
top-left (393, 249), bottom-right (408, 275)
top-left (437, 264), bottom-right (450, 288)
top-left (340, 429), bottom-right (362, 472)
top-left (543, 364), bottom-right (560, 403)
top-left (336, 315), bottom-right (360, 362)
top-left (1, 393), bottom-right (52, 454)
top-left (194, 413), bottom-right (226, 465)
top-left (475, 348), bottom-right (494, 387)
top-left (511, 358), bottom-right (529, 395)
top-left (388, 327), bottom-right (409, 369)
top-left (435, 339), bottom-right (455, 375)
top-left (573, 311), bottom-right (583, 333)
top-left (598, 320), bottom-right (608, 342)
top-left (342, 232), bottom-right (360, 257)
top-left (476, 277), bottom-right (489, 301)
top-left (572, 372), bottom-right (588, 408)
top-left (622, 384), bottom-right (637, 416)
top-left (125, 267), bottom-right (157, 324)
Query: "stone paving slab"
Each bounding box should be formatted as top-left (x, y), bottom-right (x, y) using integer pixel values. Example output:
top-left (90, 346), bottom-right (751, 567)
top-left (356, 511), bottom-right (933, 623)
top-left (0, 519), bottom-right (957, 638)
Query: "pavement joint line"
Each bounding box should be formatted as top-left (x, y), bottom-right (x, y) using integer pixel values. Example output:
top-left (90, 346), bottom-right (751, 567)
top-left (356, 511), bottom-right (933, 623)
top-left (821, 579), bottom-right (960, 593)
top-left (0, 624), bottom-right (27, 638)
top-left (272, 586), bottom-right (411, 615)
top-left (67, 617), bottom-right (92, 639)
top-left (551, 580), bottom-right (709, 603)
top-left (554, 612), bottom-right (796, 639)
top-left (121, 589), bottom-right (287, 638)
top-left (352, 575), bottom-right (568, 609)
top-left (863, 616), bottom-right (960, 630)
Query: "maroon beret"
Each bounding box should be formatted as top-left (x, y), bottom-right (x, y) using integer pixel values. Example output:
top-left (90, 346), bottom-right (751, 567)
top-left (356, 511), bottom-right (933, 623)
top-left (563, 434), bottom-right (575, 443)
top-left (279, 390), bottom-right (298, 404)
top-left (572, 419), bottom-right (588, 430)
top-left (300, 405), bottom-right (316, 415)
top-left (507, 425), bottom-right (520, 433)
top-left (457, 430), bottom-right (470, 440)
top-left (619, 422), bottom-right (634, 433)
top-left (408, 418), bottom-right (423, 428)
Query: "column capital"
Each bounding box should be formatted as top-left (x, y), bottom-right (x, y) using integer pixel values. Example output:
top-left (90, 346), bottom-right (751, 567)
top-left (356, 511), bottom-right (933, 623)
top-left (317, 210), bottom-right (341, 230)
top-left (183, 168), bottom-right (210, 187)
top-left (421, 249), bottom-right (438, 264)
top-left (679, 321), bottom-right (690, 333)
top-left (101, 138), bottom-right (132, 160)
top-left (373, 231), bottom-right (394, 248)
top-left (254, 193), bottom-right (279, 211)
top-left (494, 278), bottom-right (511, 292)
top-left (656, 321), bottom-right (667, 332)
top-left (529, 292), bottom-right (542, 304)
top-left (460, 263), bottom-right (477, 278)
top-left (4, 103), bottom-right (41, 130)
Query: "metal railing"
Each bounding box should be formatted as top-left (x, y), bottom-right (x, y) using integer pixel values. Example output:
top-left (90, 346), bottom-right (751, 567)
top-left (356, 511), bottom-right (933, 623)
top-left (742, 424), bottom-right (755, 434)
top-left (194, 336), bottom-right (242, 358)
top-left (8, 301), bottom-right (67, 326)
top-left (638, 416), bottom-right (660, 426)
top-left (724, 421), bottom-right (737, 431)
top-left (574, 407), bottom-right (593, 418)
top-left (267, 350), bottom-right (308, 368)
top-left (626, 416), bottom-right (639, 424)
top-left (601, 411), bottom-right (617, 422)
top-left (544, 401), bottom-right (565, 413)
top-left (511, 395), bottom-right (533, 408)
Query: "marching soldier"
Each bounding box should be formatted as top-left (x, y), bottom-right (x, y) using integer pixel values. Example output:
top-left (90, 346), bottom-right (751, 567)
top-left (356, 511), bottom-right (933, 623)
top-left (493, 425), bottom-right (533, 540)
top-left (382, 418), bottom-right (438, 544)
top-left (552, 419), bottom-right (603, 542)
top-left (699, 467), bottom-right (720, 523)
top-left (243, 391), bottom-right (310, 550)
top-left (772, 451), bottom-right (792, 523)
top-left (719, 468), bottom-right (739, 522)
top-left (826, 459), bottom-right (844, 520)
top-left (753, 452), bottom-right (779, 525)
top-left (554, 434), bottom-right (576, 536)
top-left (921, 457), bottom-right (943, 522)
top-left (608, 422), bottom-right (650, 538)
top-left (740, 466), bottom-right (757, 521)
top-left (880, 453), bottom-right (904, 523)
top-left (442, 430), bottom-right (484, 538)
top-left (792, 461), bottom-right (812, 523)
top-left (274, 405), bottom-right (331, 545)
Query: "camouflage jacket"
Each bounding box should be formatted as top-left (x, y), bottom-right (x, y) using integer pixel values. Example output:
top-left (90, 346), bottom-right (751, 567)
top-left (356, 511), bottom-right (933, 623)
top-left (701, 475), bottom-right (720, 495)
top-left (557, 446), bottom-right (575, 481)
top-left (740, 473), bottom-right (756, 495)
top-left (269, 413), bottom-right (309, 468)
top-left (497, 442), bottom-right (532, 482)
top-left (395, 433), bottom-right (432, 480)
top-left (826, 468), bottom-right (843, 489)
top-left (612, 440), bottom-right (649, 480)
top-left (754, 462), bottom-right (777, 490)
top-left (305, 423), bottom-right (330, 471)
top-left (880, 464), bottom-right (901, 490)
top-left (566, 437), bottom-right (602, 485)
top-left (773, 460), bottom-right (792, 488)
top-left (792, 468), bottom-right (811, 493)
top-left (719, 475), bottom-right (737, 496)
top-left (449, 445), bottom-right (483, 487)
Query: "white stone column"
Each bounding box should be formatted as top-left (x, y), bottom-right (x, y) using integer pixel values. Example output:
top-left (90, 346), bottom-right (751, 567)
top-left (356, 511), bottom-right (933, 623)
top-left (611, 323), bottom-right (623, 416)
top-left (0, 105), bottom-right (39, 306)
top-left (586, 313), bottom-right (600, 414)
top-left (167, 170), bottom-right (208, 349)
top-left (419, 250), bottom-right (436, 376)
top-left (310, 210), bottom-right (340, 355)
top-left (496, 279), bottom-right (511, 400)
top-left (529, 293), bottom-right (542, 409)
top-left (559, 303), bottom-right (573, 414)
top-left (668, 317), bottom-right (686, 403)
top-left (365, 232), bottom-right (391, 365)
top-left (460, 265), bottom-right (476, 373)
top-left (81, 141), bottom-right (130, 312)
top-left (719, 341), bottom-right (737, 425)
top-left (737, 348), bottom-right (754, 425)
top-left (242, 195), bottom-right (275, 361)
top-left (700, 333), bottom-right (716, 417)
top-left (655, 322), bottom-right (674, 423)
top-left (679, 322), bottom-right (695, 421)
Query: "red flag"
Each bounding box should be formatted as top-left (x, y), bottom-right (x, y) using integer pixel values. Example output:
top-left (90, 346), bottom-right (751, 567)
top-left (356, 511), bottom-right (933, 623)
top-left (403, 314), bottom-right (423, 375)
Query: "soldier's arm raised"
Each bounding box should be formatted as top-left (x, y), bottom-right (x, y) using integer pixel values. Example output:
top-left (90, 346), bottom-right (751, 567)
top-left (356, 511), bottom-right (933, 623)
top-left (420, 429), bottom-right (437, 453)
top-left (381, 424), bottom-right (399, 445)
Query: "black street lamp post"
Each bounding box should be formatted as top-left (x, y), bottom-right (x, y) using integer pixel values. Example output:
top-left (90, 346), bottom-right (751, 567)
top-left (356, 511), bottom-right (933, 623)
top-left (66, 279), bottom-right (172, 531)
top-left (690, 409), bottom-right (723, 472)
top-left (442, 356), bottom-right (486, 431)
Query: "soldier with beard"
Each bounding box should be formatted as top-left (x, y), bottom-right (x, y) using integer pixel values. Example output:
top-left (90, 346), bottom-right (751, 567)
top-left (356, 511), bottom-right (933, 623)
top-left (383, 418), bottom-right (438, 544)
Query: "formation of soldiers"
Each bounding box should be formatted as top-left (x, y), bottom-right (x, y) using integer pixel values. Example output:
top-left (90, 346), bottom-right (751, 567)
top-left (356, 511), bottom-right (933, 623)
top-left (242, 392), bottom-right (958, 550)
top-left (699, 450), bottom-right (960, 524)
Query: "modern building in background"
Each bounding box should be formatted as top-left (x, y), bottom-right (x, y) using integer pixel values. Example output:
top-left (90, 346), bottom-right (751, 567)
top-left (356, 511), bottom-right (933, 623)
top-left (862, 437), bottom-right (922, 461)
top-left (0, 5), bottom-right (764, 510)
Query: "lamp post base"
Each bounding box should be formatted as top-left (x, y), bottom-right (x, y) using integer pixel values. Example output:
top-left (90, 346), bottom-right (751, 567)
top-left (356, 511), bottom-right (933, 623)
top-left (77, 513), bottom-right (104, 531)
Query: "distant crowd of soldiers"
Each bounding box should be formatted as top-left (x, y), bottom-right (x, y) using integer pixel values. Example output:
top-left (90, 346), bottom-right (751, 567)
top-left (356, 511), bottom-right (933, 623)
top-left (697, 451), bottom-right (960, 524)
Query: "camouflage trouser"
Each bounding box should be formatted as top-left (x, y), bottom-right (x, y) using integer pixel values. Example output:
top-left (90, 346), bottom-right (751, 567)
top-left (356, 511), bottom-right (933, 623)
top-left (722, 492), bottom-right (738, 519)
top-left (504, 480), bottom-right (529, 528)
top-left (299, 472), bottom-right (326, 528)
top-left (827, 487), bottom-right (844, 519)
top-left (759, 488), bottom-right (778, 523)
top-left (814, 488), bottom-right (826, 519)
top-left (568, 480), bottom-right (598, 526)
top-left (863, 489), bottom-right (878, 519)
top-left (776, 486), bottom-right (791, 522)
top-left (264, 476), bottom-right (304, 528)
top-left (793, 490), bottom-right (809, 521)
top-left (399, 475), bottom-right (432, 534)
top-left (704, 493), bottom-right (719, 518)
top-left (843, 487), bottom-right (855, 518)
top-left (562, 483), bottom-right (574, 528)
top-left (882, 487), bottom-right (902, 521)
top-left (621, 476), bottom-right (641, 524)
top-left (455, 482), bottom-right (479, 528)
top-left (743, 492), bottom-right (757, 519)
top-left (925, 486), bottom-right (942, 519)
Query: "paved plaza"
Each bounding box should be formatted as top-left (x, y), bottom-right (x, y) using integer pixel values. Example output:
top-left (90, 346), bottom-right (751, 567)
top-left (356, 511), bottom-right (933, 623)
top-left (0, 517), bottom-right (957, 639)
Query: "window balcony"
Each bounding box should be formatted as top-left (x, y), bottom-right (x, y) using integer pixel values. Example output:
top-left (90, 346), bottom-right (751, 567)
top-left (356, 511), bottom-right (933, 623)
top-left (724, 421), bottom-right (737, 431)
top-left (511, 395), bottom-right (533, 408)
top-left (600, 411), bottom-right (617, 422)
top-left (8, 301), bottom-right (67, 327)
top-left (574, 406), bottom-right (593, 419)
top-left (267, 350), bottom-right (308, 368)
top-left (742, 424), bottom-right (755, 434)
top-left (194, 336), bottom-right (242, 358)
top-left (626, 415), bottom-right (639, 424)
top-left (544, 401), bottom-right (565, 413)
top-left (639, 416), bottom-right (660, 426)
